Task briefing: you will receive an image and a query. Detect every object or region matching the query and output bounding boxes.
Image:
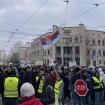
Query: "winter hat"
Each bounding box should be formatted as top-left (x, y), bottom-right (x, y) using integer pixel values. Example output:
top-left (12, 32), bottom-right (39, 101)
top-left (98, 68), bottom-right (104, 77)
top-left (20, 83), bottom-right (35, 98)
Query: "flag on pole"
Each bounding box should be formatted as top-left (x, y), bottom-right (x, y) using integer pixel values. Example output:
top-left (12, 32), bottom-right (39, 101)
top-left (39, 30), bottom-right (60, 49)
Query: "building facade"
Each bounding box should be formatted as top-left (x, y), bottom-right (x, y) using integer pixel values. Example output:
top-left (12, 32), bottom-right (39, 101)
top-left (30, 24), bottom-right (105, 67)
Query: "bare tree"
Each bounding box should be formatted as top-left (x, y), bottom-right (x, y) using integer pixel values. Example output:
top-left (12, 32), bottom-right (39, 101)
top-left (9, 41), bottom-right (24, 64)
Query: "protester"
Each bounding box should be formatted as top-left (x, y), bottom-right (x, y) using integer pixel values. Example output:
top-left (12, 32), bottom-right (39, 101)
top-left (54, 72), bottom-right (64, 105)
top-left (92, 70), bottom-right (104, 105)
top-left (40, 70), bottom-right (55, 105)
top-left (19, 83), bottom-right (43, 105)
top-left (2, 69), bottom-right (21, 105)
top-left (71, 67), bottom-right (82, 105)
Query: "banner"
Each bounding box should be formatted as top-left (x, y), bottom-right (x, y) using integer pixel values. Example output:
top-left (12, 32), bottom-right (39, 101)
top-left (69, 61), bottom-right (76, 67)
top-left (20, 59), bottom-right (31, 67)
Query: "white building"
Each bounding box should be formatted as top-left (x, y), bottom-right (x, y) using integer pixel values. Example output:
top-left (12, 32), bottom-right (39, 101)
top-left (30, 24), bottom-right (105, 67)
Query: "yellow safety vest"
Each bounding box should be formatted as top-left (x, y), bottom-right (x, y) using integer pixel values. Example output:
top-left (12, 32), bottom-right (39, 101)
top-left (36, 76), bottom-right (44, 94)
top-left (92, 76), bottom-right (104, 89)
top-left (4, 77), bottom-right (19, 98)
top-left (54, 80), bottom-right (63, 98)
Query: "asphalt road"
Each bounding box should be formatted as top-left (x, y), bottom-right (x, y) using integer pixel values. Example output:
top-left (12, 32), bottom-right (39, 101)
top-left (0, 94), bottom-right (72, 105)
top-left (0, 96), bottom-right (105, 105)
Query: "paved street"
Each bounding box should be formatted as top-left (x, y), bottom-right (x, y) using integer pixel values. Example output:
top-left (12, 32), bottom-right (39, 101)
top-left (0, 95), bottom-right (72, 105)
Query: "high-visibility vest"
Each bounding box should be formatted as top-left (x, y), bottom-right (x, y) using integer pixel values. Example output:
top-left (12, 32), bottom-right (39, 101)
top-left (4, 77), bottom-right (19, 98)
top-left (54, 80), bottom-right (63, 98)
top-left (92, 76), bottom-right (104, 89)
top-left (36, 76), bottom-right (44, 94)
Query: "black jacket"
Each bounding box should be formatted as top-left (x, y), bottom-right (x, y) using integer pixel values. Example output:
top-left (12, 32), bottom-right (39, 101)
top-left (41, 73), bottom-right (55, 105)
top-left (0, 71), bottom-right (3, 93)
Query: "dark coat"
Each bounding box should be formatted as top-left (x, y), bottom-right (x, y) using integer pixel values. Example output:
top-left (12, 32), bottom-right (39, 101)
top-left (41, 73), bottom-right (55, 105)
top-left (0, 71), bottom-right (3, 93)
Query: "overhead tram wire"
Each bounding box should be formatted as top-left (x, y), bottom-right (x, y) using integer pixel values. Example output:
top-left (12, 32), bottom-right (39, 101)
top-left (0, 21), bottom-right (49, 32)
top-left (60, 1), bottom-right (105, 26)
top-left (4, 0), bottom-right (48, 48)
top-left (67, 0), bottom-right (99, 5)
top-left (63, 0), bottom-right (69, 27)
top-left (0, 29), bottom-right (41, 36)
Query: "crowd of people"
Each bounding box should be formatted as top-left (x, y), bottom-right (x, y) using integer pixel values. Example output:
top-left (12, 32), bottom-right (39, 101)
top-left (0, 64), bottom-right (105, 105)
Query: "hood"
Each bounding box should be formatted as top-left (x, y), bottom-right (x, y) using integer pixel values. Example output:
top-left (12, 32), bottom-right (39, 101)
top-left (98, 68), bottom-right (104, 74)
top-left (43, 73), bottom-right (52, 88)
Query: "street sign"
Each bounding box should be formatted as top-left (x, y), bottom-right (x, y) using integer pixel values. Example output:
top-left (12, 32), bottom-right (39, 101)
top-left (74, 79), bottom-right (88, 96)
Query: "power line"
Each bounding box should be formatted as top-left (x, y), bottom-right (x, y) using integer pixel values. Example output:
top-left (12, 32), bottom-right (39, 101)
top-left (60, 2), bottom-right (105, 26)
top-left (4, 0), bottom-right (48, 48)
top-left (0, 29), bottom-right (41, 36)
top-left (0, 21), bottom-right (49, 32)
top-left (63, 0), bottom-right (69, 27)
top-left (68, 0), bottom-right (99, 5)
top-left (17, 0), bottom-right (48, 31)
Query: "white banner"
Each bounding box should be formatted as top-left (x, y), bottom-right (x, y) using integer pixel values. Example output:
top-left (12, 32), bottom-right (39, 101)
top-left (20, 59), bottom-right (31, 67)
top-left (69, 61), bottom-right (76, 67)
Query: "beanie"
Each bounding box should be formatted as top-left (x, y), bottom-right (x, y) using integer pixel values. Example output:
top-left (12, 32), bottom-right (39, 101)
top-left (20, 83), bottom-right (35, 97)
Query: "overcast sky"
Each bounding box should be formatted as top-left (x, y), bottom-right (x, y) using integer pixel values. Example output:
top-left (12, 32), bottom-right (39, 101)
top-left (0, 0), bottom-right (105, 54)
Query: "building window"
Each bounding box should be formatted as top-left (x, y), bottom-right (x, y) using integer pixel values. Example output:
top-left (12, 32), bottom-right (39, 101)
top-left (70, 37), bottom-right (72, 42)
top-left (98, 40), bottom-right (100, 45)
top-left (92, 39), bottom-right (95, 45)
top-left (98, 50), bottom-right (101, 56)
top-left (93, 50), bottom-right (96, 55)
top-left (103, 40), bottom-right (105, 46)
top-left (87, 61), bottom-right (90, 65)
top-left (93, 33), bottom-right (94, 35)
top-left (93, 61), bottom-right (96, 66)
top-left (75, 47), bottom-right (79, 54)
top-left (99, 61), bottom-right (101, 64)
top-left (63, 38), bottom-right (66, 42)
top-left (47, 60), bottom-right (49, 65)
top-left (103, 51), bottom-right (105, 56)
top-left (64, 47), bottom-right (72, 54)
top-left (48, 50), bottom-right (50, 55)
top-left (37, 50), bottom-right (39, 56)
top-left (64, 58), bottom-right (70, 66)
top-left (80, 36), bottom-right (82, 43)
top-left (104, 61), bottom-right (105, 65)
top-left (75, 37), bottom-right (78, 43)
top-left (56, 47), bottom-right (61, 54)
top-left (64, 30), bottom-right (71, 33)
top-left (44, 51), bottom-right (46, 55)
top-left (66, 38), bottom-right (69, 45)
top-left (87, 50), bottom-right (90, 55)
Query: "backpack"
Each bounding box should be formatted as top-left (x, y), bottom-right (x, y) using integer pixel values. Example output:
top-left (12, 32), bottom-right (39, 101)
top-left (46, 85), bottom-right (55, 105)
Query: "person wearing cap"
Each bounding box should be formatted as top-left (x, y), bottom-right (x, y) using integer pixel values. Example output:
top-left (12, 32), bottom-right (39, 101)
top-left (2, 69), bottom-right (21, 105)
top-left (71, 67), bottom-right (82, 105)
top-left (19, 83), bottom-right (43, 105)
top-left (92, 71), bottom-right (104, 105)
top-left (54, 72), bottom-right (64, 105)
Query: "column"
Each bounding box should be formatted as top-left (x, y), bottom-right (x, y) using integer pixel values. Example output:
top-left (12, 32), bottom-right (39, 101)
top-left (72, 46), bottom-right (75, 62)
top-left (61, 46), bottom-right (64, 65)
